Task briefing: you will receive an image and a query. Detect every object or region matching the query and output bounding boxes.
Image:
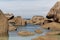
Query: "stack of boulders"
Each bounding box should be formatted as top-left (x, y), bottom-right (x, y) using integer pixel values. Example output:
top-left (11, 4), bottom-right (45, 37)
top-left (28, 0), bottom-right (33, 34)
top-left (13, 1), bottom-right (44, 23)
top-left (31, 0), bottom-right (60, 31)
top-left (32, 0), bottom-right (60, 40)
top-left (41, 0), bottom-right (60, 31)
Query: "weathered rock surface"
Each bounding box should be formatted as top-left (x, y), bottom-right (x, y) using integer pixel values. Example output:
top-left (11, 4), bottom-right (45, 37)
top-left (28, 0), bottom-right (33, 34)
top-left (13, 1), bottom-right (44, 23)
top-left (5, 13), bottom-right (14, 20)
top-left (42, 22), bottom-right (60, 31)
top-left (0, 10), bottom-right (8, 37)
top-left (35, 29), bottom-right (42, 34)
top-left (18, 31), bottom-right (35, 36)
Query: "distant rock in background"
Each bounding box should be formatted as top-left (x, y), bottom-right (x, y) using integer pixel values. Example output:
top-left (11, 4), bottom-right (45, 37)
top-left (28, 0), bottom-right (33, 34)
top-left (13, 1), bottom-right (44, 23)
top-left (32, 15), bottom-right (44, 25)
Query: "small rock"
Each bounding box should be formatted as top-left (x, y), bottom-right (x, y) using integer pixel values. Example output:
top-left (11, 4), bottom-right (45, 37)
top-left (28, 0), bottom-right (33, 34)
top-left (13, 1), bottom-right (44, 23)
top-left (18, 31), bottom-right (35, 36)
top-left (35, 29), bottom-right (42, 34)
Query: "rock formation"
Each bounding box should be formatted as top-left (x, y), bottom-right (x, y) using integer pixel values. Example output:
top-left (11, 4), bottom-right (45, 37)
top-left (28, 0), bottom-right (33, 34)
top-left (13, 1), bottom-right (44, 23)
top-left (46, 1), bottom-right (60, 23)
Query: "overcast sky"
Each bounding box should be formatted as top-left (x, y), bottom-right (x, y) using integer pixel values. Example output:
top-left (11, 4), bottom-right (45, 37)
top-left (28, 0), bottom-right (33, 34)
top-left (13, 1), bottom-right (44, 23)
top-left (0, 0), bottom-right (57, 18)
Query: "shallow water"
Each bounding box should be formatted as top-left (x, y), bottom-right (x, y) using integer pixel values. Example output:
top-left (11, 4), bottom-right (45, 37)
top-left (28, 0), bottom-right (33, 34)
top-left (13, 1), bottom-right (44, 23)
top-left (9, 24), bottom-right (50, 40)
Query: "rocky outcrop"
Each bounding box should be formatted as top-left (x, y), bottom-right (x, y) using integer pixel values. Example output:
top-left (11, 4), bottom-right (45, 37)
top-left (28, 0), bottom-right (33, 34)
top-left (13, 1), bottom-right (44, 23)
top-left (18, 31), bottom-right (35, 36)
top-left (35, 29), bottom-right (43, 34)
top-left (0, 10), bottom-right (8, 36)
top-left (46, 1), bottom-right (60, 23)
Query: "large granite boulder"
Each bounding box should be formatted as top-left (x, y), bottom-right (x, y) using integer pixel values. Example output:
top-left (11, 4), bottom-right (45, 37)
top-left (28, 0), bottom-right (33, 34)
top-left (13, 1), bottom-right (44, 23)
top-left (0, 10), bottom-right (8, 37)
top-left (42, 22), bottom-right (60, 31)
top-left (46, 1), bottom-right (60, 23)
